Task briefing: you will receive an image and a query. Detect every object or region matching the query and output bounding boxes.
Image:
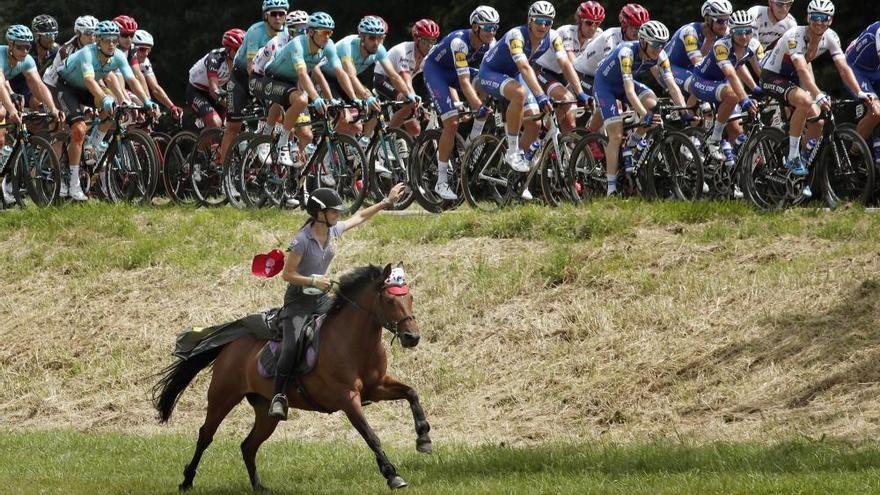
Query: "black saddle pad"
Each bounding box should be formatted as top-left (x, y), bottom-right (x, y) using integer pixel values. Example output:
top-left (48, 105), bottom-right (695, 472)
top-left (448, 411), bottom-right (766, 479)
top-left (257, 314), bottom-right (324, 378)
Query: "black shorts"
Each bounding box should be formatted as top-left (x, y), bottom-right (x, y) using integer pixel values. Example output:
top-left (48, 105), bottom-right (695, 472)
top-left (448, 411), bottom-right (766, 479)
top-left (760, 70), bottom-right (799, 107)
top-left (373, 73), bottom-right (398, 100)
top-left (256, 74), bottom-right (300, 107)
top-left (226, 66), bottom-right (252, 121)
top-left (57, 80), bottom-right (98, 125)
top-left (9, 74), bottom-right (32, 102)
top-left (537, 69), bottom-right (566, 94)
top-left (186, 83), bottom-right (224, 120)
top-left (322, 75), bottom-right (356, 104)
top-left (580, 74), bottom-right (595, 95)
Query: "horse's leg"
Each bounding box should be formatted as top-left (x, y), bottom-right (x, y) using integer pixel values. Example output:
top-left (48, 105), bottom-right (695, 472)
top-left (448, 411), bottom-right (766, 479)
top-left (180, 385), bottom-right (242, 491)
top-left (241, 393), bottom-right (280, 492)
top-left (342, 399), bottom-right (408, 489)
top-left (366, 375), bottom-right (432, 453)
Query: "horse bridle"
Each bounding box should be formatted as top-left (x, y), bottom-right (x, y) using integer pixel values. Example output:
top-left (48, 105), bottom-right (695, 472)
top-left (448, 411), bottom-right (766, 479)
top-left (331, 281), bottom-right (417, 344)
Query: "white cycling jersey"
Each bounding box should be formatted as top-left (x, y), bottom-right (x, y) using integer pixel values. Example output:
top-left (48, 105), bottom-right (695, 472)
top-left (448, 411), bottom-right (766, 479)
top-left (535, 24), bottom-right (602, 73)
top-left (140, 57), bottom-right (154, 78)
top-left (43, 36), bottom-right (85, 87)
top-left (747, 5), bottom-right (796, 50)
top-left (375, 41), bottom-right (425, 77)
top-left (252, 31), bottom-right (292, 76)
top-left (188, 48), bottom-right (233, 90)
top-left (573, 27), bottom-right (623, 77)
top-left (761, 25), bottom-right (844, 77)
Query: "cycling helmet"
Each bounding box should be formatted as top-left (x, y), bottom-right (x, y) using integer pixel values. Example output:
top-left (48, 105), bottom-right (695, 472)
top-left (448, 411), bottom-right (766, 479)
top-left (412, 19), bottom-right (440, 38)
top-left (262, 0), bottom-right (289, 12)
top-left (222, 28), bottom-right (245, 50)
top-left (75, 15), bottom-right (99, 34)
top-left (638, 20), bottom-right (670, 44)
top-left (807, 0), bottom-right (835, 16)
top-left (701, 0), bottom-right (733, 19)
top-left (308, 12), bottom-right (335, 30)
top-left (729, 10), bottom-right (755, 29)
top-left (133, 29), bottom-right (154, 47)
top-left (528, 1), bottom-right (556, 19)
top-left (6, 25), bottom-right (34, 43)
top-left (470, 6), bottom-right (501, 25)
top-left (619, 4), bottom-right (650, 28)
top-left (358, 16), bottom-right (387, 35)
top-left (31, 14), bottom-right (58, 35)
top-left (96, 20), bottom-right (121, 38)
top-left (306, 188), bottom-right (345, 218)
top-left (577, 2), bottom-right (606, 21)
top-left (287, 10), bottom-right (309, 26)
top-left (113, 15), bottom-right (138, 34)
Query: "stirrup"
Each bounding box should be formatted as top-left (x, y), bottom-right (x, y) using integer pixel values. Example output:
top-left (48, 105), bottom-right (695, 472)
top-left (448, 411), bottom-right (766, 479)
top-left (269, 393), bottom-right (289, 420)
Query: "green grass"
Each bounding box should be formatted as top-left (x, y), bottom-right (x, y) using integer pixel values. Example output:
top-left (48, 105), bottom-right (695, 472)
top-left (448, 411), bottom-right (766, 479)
top-left (1, 431), bottom-right (879, 494)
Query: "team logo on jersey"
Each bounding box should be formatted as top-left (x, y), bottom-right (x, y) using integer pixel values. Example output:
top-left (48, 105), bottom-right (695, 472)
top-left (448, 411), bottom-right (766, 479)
top-left (552, 37), bottom-right (564, 52)
top-left (454, 51), bottom-right (468, 68)
top-left (510, 38), bottom-right (525, 56)
top-left (714, 44), bottom-right (729, 61)
top-left (659, 58), bottom-right (671, 70)
top-left (621, 57), bottom-right (633, 73)
top-left (787, 38), bottom-right (798, 50)
top-left (684, 34), bottom-right (699, 52)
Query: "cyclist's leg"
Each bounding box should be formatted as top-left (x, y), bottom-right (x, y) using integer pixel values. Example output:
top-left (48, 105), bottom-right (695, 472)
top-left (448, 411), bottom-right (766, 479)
top-left (516, 73), bottom-right (541, 151)
top-left (539, 69), bottom-right (575, 132)
top-left (186, 83), bottom-right (223, 128)
top-left (220, 67), bottom-right (250, 161)
top-left (851, 67), bottom-right (880, 144)
top-left (594, 77), bottom-right (624, 194)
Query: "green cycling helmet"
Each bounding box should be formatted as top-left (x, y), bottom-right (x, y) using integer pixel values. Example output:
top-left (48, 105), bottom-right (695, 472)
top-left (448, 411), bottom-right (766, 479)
top-left (6, 24), bottom-right (34, 43)
top-left (308, 12), bottom-right (335, 30)
top-left (358, 16), bottom-right (386, 35)
top-left (262, 0), bottom-right (289, 12)
top-left (95, 20), bottom-right (120, 38)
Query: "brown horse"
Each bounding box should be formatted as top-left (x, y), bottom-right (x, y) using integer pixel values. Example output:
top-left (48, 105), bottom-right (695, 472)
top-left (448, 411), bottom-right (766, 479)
top-left (152, 263), bottom-right (430, 491)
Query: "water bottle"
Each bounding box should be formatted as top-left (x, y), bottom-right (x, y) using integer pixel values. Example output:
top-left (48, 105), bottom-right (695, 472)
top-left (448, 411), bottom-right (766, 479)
top-left (523, 140), bottom-right (541, 162)
top-left (0, 145), bottom-right (12, 167)
top-left (721, 140), bottom-right (734, 168)
top-left (732, 133), bottom-right (748, 155)
top-left (801, 138), bottom-right (818, 165)
top-left (872, 138), bottom-right (880, 162)
top-left (634, 138), bottom-right (648, 160)
top-left (304, 143), bottom-right (317, 161)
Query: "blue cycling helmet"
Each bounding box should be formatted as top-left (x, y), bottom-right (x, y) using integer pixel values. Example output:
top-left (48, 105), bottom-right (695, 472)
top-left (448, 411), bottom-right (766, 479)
top-left (358, 16), bottom-right (386, 35)
top-left (308, 12), bottom-right (335, 30)
top-left (95, 20), bottom-right (120, 38)
top-left (6, 25), bottom-right (34, 43)
top-left (262, 0), bottom-right (289, 12)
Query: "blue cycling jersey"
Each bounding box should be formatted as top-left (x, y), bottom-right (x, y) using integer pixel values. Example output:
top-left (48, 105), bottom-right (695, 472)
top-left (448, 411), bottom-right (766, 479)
top-left (58, 43), bottom-right (134, 90)
top-left (266, 34), bottom-right (341, 80)
top-left (234, 21), bottom-right (276, 72)
top-left (0, 46), bottom-right (37, 80)
top-left (693, 36), bottom-right (764, 80)
top-left (426, 29), bottom-right (492, 77)
top-left (481, 25), bottom-right (566, 75)
top-left (596, 40), bottom-right (671, 85)
top-left (322, 34), bottom-right (387, 77)
top-left (846, 21), bottom-right (880, 71)
top-left (664, 22), bottom-right (705, 68)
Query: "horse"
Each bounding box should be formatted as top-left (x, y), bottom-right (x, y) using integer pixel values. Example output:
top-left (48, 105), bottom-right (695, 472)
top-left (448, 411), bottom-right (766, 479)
top-left (152, 263), bottom-right (430, 491)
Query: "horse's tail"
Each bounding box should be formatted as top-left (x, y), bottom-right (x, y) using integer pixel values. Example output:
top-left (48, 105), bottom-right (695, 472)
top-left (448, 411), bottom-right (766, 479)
top-left (151, 346), bottom-right (224, 423)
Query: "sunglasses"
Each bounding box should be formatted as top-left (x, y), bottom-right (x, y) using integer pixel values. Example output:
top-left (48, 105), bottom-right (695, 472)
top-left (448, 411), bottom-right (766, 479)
top-left (136, 46), bottom-right (151, 51)
top-left (809, 13), bottom-right (831, 23)
top-left (12, 43), bottom-right (32, 52)
top-left (772, 1), bottom-right (793, 6)
top-left (120, 33), bottom-right (134, 38)
top-left (314, 29), bottom-right (333, 36)
top-left (731, 27), bottom-right (754, 35)
top-left (418, 37), bottom-right (438, 44)
top-left (581, 20), bottom-right (601, 27)
top-left (268, 10), bottom-right (287, 17)
top-left (365, 35), bottom-right (385, 42)
top-left (82, 30), bottom-right (96, 36)
top-left (646, 40), bottom-right (665, 49)
top-left (479, 23), bottom-right (499, 32)
top-left (531, 17), bottom-right (553, 27)
top-left (38, 32), bottom-right (58, 40)
top-left (713, 17), bottom-right (730, 25)
top-left (100, 37), bottom-right (119, 44)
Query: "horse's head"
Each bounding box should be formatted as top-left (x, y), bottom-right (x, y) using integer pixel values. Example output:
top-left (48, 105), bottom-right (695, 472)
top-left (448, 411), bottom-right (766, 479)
top-left (376, 262), bottom-right (419, 348)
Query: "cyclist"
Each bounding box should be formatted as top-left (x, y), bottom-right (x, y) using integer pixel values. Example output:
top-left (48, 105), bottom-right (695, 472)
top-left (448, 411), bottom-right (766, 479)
top-left (747, 0), bottom-right (796, 50)
top-left (593, 20), bottom-right (689, 195)
top-left (665, 0), bottom-right (732, 93)
top-left (30, 14), bottom-right (60, 73)
top-left (845, 21), bottom-right (880, 158)
top-left (760, 0), bottom-right (877, 180)
top-left (44, 16), bottom-right (98, 96)
top-left (133, 30), bottom-right (183, 119)
top-left (187, 29), bottom-right (244, 129)
top-left (113, 15), bottom-right (150, 100)
top-left (422, 5), bottom-right (499, 201)
top-left (57, 20), bottom-right (158, 201)
top-left (478, 1), bottom-right (589, 177)
top-left (373, 18), bottom-right (440, 138)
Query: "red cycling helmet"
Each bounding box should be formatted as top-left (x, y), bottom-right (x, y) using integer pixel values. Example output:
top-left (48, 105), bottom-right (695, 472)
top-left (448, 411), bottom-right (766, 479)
top-left (412, 19), bottom-right (440, 39)
top-left (113, 15), bottom-right (138, 34)
top-left (577, 2), bottom-right (606, 21)
top-left (222, 28), bottom-right (245, 50)
top-left (619, 3), bottom-right (650, 27)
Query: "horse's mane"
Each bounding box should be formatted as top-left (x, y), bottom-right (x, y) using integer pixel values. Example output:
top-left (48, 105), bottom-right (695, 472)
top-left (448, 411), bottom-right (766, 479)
top-left (326, 264), bottom-right (383, 318)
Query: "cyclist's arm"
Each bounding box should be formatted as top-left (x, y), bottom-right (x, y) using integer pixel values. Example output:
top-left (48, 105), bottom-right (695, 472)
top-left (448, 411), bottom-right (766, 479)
top-left (721, 63), bottom-right (749, 102)
top-left (457, 73), bottom-right (483, 110)
top-left (399, 70), bottom-right (415, 95)
top-left (22, 70), bottom-right (59, 113)
top-left (311, 67), bottom-right (333, 101)
top-left (333, 65), bottom-right (360, 101)
top-left (622, 78), bottom-right (647, 117)
top-left (207, 73), bottom-right (222, 100)
top-left (834, 57), bottom-right (869, 99)
top-left (83, 74), bottom-right (108, 104)
top-left (379, 59), bottom-right (410, 97)
top-left (736, 64), bottom-right (758, 93)
top-left (558, 57), bottom-right (582, 97)
top-left (0, 72), bottom-right (18, 116)
top-left (127, 63), bottom-right (150, 98)
top-left (792, 57), bottom-right (821, 98)
top-left (341, 59), bottom-right (369, 99)
top-left (295, 63), bottom-right (320, 101)
top-left (145, 74), bottom-right (175, 109)
top-left (514, 57), bottom-right (546, 101)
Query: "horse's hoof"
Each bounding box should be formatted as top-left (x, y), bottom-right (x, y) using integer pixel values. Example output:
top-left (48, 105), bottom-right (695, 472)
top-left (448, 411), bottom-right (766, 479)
top-left (253, 483), bottom-right (267, 492)
top-left (416, 439), bottom-right (432, 454)
top-left (178, 482), bottom-right (192, 492)
top-left (388, 475), bottom-right (408, 489)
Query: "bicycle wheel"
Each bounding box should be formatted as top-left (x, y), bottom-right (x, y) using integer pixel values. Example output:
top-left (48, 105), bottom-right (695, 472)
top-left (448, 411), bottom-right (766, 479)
top-left (567, 133), bottom-right (607, 202)
top-left (820, 127), bottom-right (875, 207)
top-left (409, 129), bottom-right (465, 213)
top-left (190, 127), bottom-right (227, 207)
top-left (17, 135), bottom-right (61, 206)
top-left (743, 128), bottom-right (789, 211)
top-left (320, 134), bottom-right (368, 213)
top-left (460, 134), bottom-right (510, 211)
top-left (369, 128), bottom-right (415, 210)
top-left (223, 131), bottom-right (256, 210)
top-left (540, 131), bottom-right (580, 206)
top-left (650, 130), bottom-right (704, 201)
top-left (162, 130), bottom-right (199, 205)
top-left (150, 131), bottom-right (172, 205)
top-left (104, 129), bottom-right (158, 204)
top-left (130, 129), bottom-right (160, 201)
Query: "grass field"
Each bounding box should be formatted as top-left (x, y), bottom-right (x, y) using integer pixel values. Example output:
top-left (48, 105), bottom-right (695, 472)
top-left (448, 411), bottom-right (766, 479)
top-left (2, 431), bottom-right (880, 494)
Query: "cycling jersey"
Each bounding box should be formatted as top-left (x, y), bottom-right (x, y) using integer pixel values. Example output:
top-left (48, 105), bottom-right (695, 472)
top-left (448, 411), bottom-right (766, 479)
top-left (761, 26), bottom-right (844, 78)
top-left (846, 21), bottom-right (880, 71)
top-left (252, 31), bottom-right (292, 76)
top-left (694, 36), bottom-right (764, 80)
top-left (267, 34), bottom-right (341, 81)
top-left (43, 36), bottom-right (86, 87)
top-left (747, 6), bottom-right (796, 50)
top-left (573, 27), bottom-right (625, 77)
top-left (535, 24), bottom-right (601, 73)
top-left (594, 40), bottom-right (669, 121)
top-left (140, 57), bottom-right (154, 77)
top-left (0, 46), bottom-right (37, 80)
top-left (31, 42), bottom-right (59, 74)
top-left (375, 41), bottom-right (425, 77)
top-left (234, 21), bottom-right (276, 71)
top-left (481, 26), bottom-right (566, 76)
top-left (323, 34), bottom-right (387, 78)
top-left (665, 22), bottom-right (708, 69)
top-left (189, 48), bottom-right (232, 90)
top-left (425, 29), bottom-right (493, 77)
top-left (58, 43), bottom-right (134, 89)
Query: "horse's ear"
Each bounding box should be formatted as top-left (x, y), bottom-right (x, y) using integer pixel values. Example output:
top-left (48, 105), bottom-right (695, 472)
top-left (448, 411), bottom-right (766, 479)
top-left (396, 261), bottom-right (404, 269)
top-left (382, 263), bottom-right (392, 280)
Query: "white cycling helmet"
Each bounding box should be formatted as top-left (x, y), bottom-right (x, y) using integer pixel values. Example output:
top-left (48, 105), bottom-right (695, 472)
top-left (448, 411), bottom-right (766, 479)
top-left (74, 15), bottom-right (99, 34)
top-left (701, 0), bottom-right (733, 18)
top-left (528, 1), bottom-right (557, 19)
top-left (807, 0), bottom-right (835, 16)
top-left (287, 10), bottom-right (308, 26)
top-left (470, 5), bottom-right (500, 25)
top-left (638, 20), bottom-right (670, 44)
top-left (133, 29), bottom-right (154, 47)
top-left (729, 10), bottom-right (755, 28)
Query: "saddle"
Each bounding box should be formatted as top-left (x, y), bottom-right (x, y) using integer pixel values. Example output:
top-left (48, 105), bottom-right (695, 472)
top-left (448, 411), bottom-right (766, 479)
top-left (257, 313), bottom-right (325, 378)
